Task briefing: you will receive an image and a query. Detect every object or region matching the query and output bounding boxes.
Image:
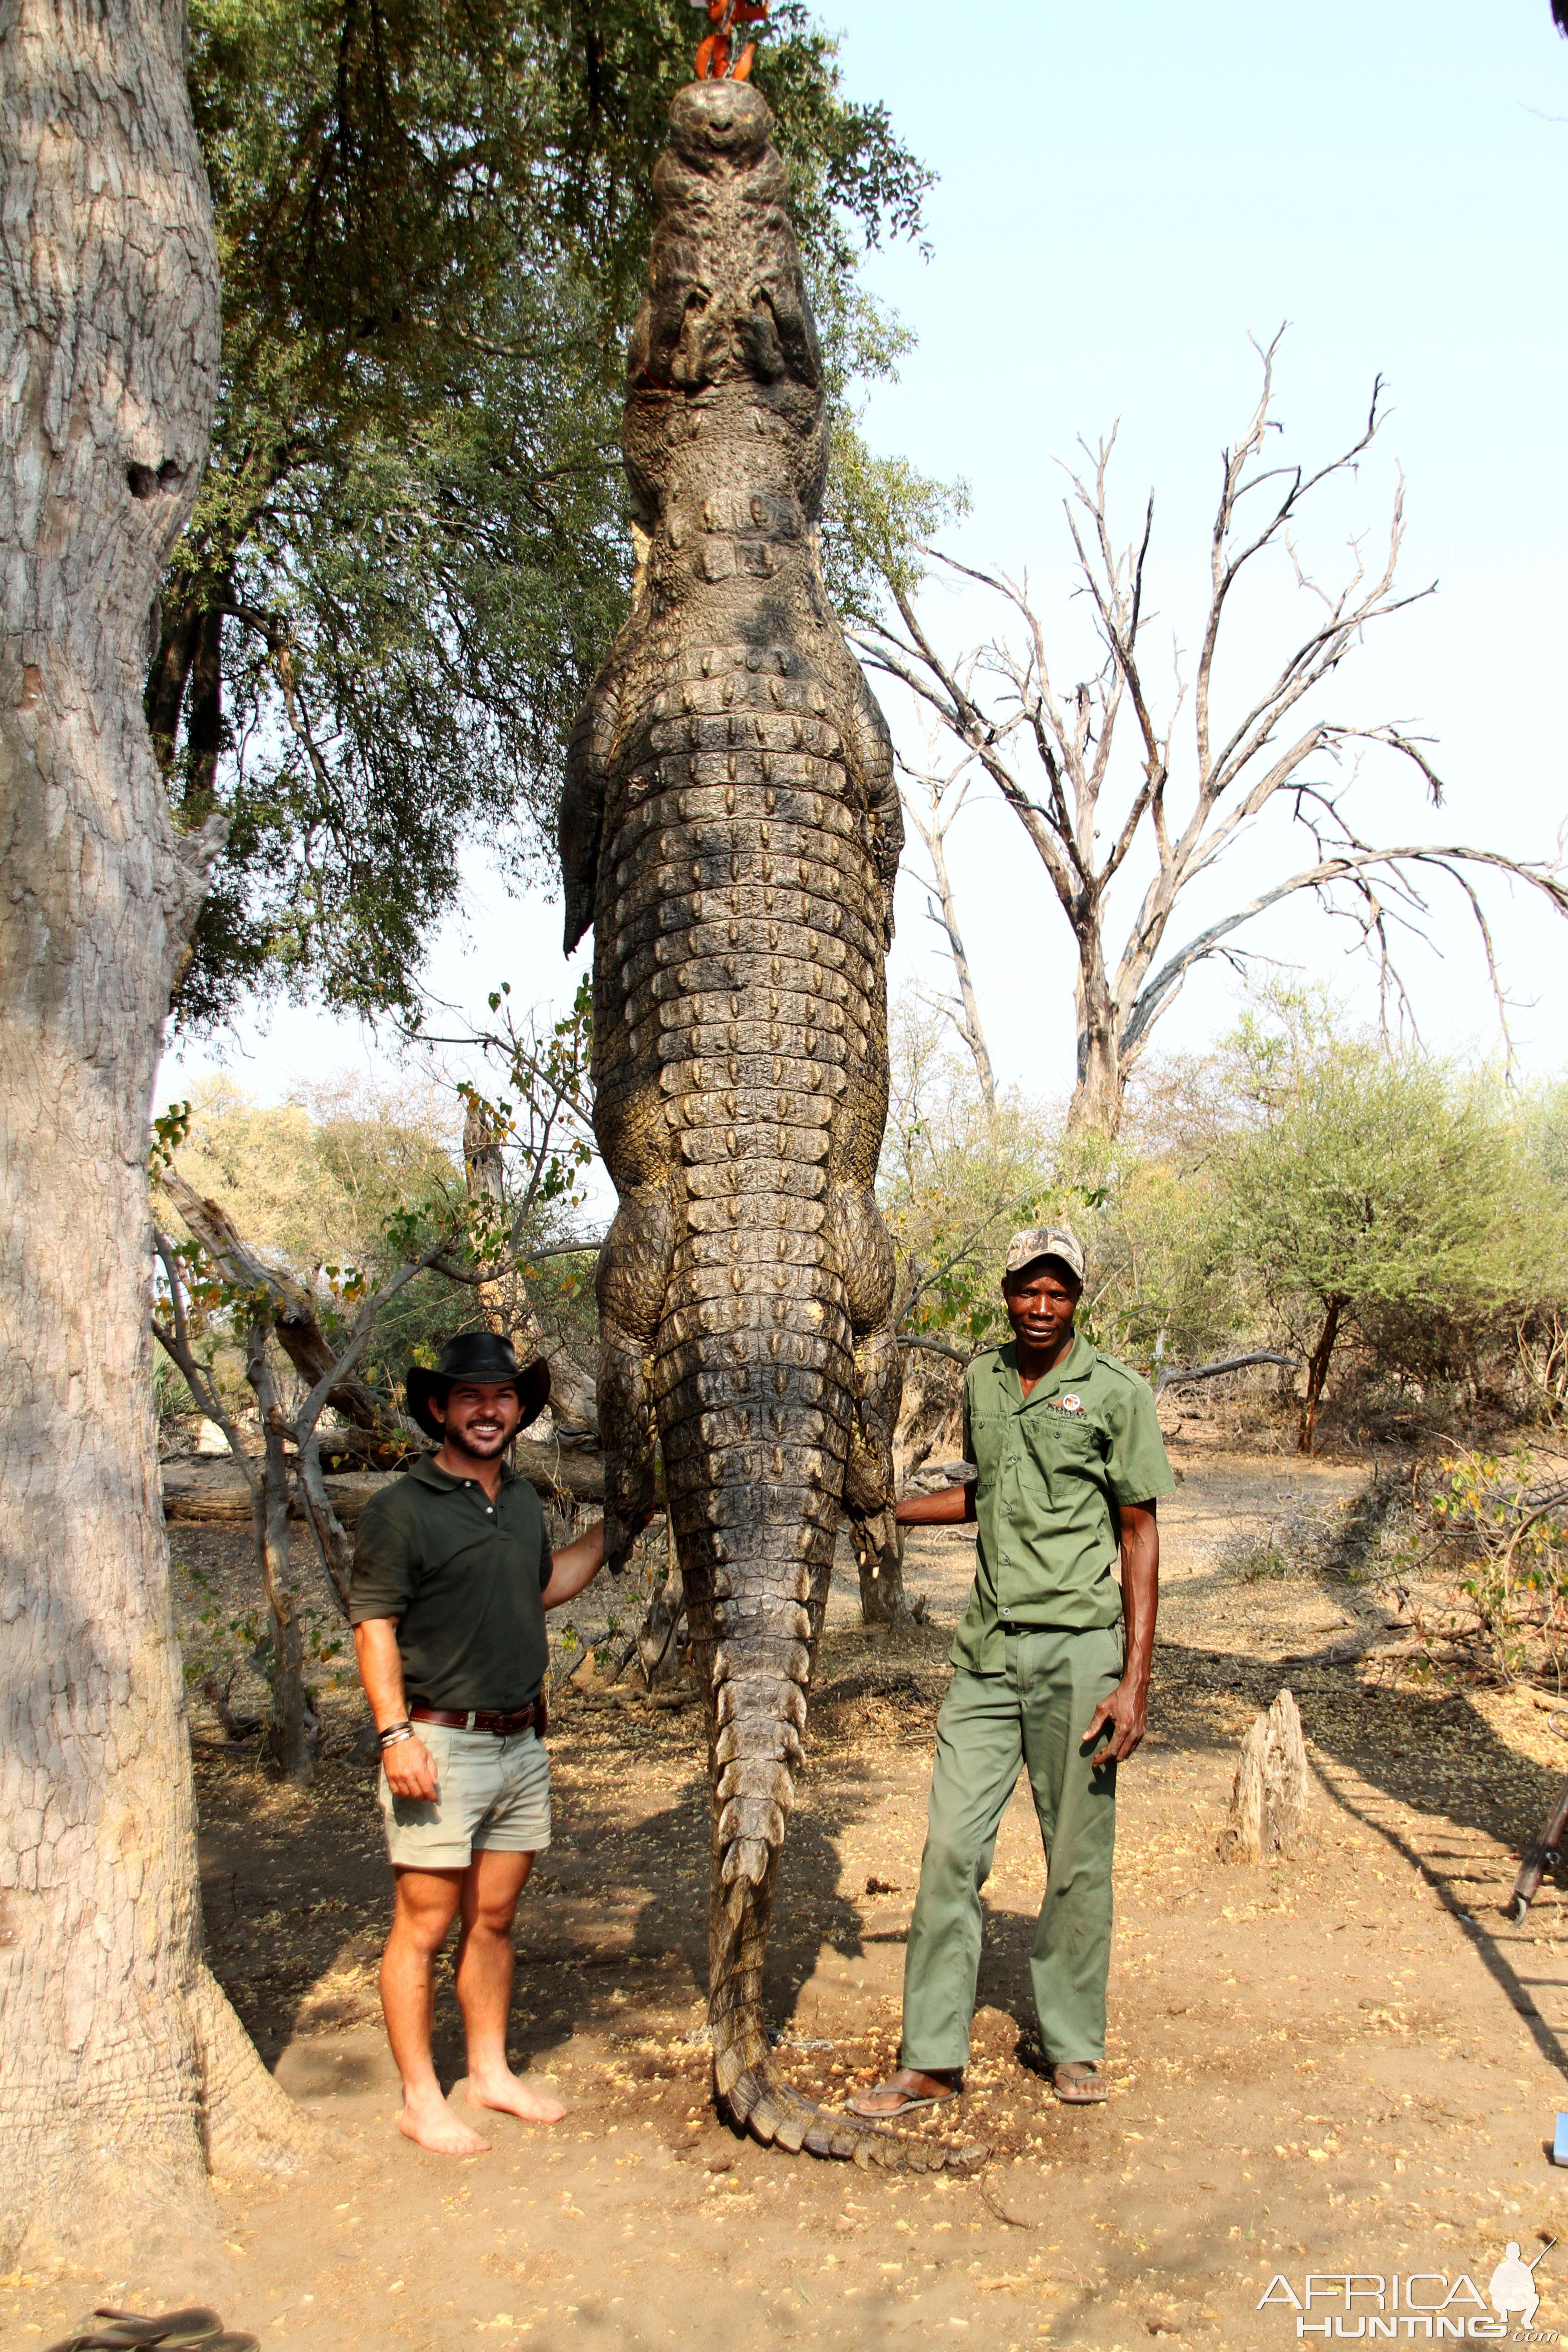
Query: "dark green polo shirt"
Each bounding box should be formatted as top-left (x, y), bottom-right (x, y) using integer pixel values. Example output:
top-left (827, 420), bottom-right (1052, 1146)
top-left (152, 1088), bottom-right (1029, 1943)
top-left (951, 1331), bottom-right (1173, 1673)
top-left (348, 1454), bottom-right (552, 1711)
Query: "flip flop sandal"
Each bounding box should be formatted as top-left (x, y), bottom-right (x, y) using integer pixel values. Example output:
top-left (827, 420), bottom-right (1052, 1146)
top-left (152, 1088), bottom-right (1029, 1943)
top-left (845, 2079), bottom-right (961, 2119)
top-left (45, 2313), bottom-right (258, 2352)
top-left (1052, 2063), bottom-right (1109, 2105)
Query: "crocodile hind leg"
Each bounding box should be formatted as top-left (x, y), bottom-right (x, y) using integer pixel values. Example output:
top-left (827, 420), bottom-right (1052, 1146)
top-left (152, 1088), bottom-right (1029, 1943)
top-left (832, 1179), bottom-right (902, 1537)
top-left (596, 1178), bottom-right (677, 1573)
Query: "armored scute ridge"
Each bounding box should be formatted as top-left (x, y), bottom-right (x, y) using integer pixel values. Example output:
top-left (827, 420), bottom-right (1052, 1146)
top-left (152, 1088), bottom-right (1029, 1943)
top-left (558, 77), bottom-right (980, 2171)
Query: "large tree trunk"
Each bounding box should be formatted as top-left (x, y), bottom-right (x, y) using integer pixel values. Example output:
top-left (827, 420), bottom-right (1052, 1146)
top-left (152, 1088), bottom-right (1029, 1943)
top-left (0, 0), bottom-right (307, 2267)
top-left (1064, 926), bottom-right (1125, 1141)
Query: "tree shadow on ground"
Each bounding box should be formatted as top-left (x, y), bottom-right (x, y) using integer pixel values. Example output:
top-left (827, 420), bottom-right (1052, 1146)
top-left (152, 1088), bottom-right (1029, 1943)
top-left (198, 1588), bottom-right (1568, 2101)
top-left (923, 1621), bottom-right (1568, 2087)
top-left (464, 1749), bottom-right (889, 2073)
top-left (1152, 1636), bottom-right (1568, 2081)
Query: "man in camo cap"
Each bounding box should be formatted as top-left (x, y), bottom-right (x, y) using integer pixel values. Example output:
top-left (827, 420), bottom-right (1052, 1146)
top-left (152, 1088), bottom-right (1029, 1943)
top-left (850, 1222), bottom-right (1172, 2113)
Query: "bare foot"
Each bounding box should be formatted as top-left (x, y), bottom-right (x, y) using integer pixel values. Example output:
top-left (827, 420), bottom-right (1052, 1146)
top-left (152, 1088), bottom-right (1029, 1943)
top-left (398, 2093), bottom-right (491, 2156)
top-left (464, 2069), bottom-right (567, 2126)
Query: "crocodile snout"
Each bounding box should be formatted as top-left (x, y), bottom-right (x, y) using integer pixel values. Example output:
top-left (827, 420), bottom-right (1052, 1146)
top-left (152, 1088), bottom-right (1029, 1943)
top-left (669, 77), bottom-right (771, 168)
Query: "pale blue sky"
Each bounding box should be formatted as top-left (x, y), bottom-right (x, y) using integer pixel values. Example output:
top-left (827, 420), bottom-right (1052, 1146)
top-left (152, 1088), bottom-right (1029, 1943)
top-left (164, 0), bottom-right (1568, 1119)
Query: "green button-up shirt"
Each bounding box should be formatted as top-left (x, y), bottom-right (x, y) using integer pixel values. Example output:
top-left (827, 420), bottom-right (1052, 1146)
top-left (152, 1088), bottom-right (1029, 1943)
top-left (951, 1331), bottom-right (1173, 1675)
top-left (348, 1453), bottom-right (552, 1711)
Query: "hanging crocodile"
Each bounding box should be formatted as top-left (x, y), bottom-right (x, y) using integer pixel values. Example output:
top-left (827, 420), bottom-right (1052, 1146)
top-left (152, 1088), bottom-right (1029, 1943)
top-left (558, 62), bottom-right (978, 2172)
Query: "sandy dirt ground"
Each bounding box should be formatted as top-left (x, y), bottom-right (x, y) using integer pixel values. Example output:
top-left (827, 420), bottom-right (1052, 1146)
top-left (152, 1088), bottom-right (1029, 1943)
top-left (12, 1432), bottom-right (1568, 2349)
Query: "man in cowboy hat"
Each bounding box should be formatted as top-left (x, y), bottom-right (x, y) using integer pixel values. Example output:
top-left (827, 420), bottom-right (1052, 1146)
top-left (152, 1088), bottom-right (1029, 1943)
top-left (849, 1225), bottom-right (1172, 2117)
top-left (350, 1331), bottom-right (622, 2156)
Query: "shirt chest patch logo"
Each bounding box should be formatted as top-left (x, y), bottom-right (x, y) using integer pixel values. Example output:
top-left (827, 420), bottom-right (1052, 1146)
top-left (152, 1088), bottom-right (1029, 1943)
top-left (1056, 1394), bottom-right (1085, 1414)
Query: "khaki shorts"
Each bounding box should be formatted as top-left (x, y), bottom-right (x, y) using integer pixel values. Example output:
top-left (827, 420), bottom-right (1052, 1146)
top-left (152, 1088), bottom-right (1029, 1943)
top-left (379, 1723), bottom-right (551, 1869)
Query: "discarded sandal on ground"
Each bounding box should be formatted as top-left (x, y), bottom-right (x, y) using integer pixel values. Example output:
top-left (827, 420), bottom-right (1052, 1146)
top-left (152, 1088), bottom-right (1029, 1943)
top-left (846, 2071), bottom-right (962, 2119)
top-left (1052, 2061), bottom-right (1109, 2104)
top-left (45, 2310), bottom-right (258, 2352)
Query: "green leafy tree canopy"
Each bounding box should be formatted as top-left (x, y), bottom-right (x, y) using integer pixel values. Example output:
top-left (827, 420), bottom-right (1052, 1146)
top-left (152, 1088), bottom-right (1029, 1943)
top-left (157, 0), bottom-right (952, 1028)
top-left (1217, 990), bottom-right (1565, 1445)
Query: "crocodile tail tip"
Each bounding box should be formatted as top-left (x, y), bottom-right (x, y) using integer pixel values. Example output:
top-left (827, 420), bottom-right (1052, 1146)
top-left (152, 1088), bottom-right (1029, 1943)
top-left (724, 2053), bottom-right (988, 2175)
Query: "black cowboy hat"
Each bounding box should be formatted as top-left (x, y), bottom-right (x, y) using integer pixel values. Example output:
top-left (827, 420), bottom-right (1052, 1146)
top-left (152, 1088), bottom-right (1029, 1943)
top-left (406, 1333), bottom-right (551, 1443)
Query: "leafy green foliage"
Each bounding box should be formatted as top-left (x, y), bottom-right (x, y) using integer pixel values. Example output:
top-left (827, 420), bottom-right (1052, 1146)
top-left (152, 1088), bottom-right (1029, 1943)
top-left (150, 1099), bottom-right (193, 1174)
top-left (879, 1004), bottom-right (1055, 1352)
top-left (175, 1554), bottom-right (347, 1710)
top-left (1216, 992), bottom-right (1568, 1399)
top-left (878, 984), bottom-right (1568, 1450)
top-left (158, 0), bottom-right (948, 1026)
top-left (1427, 1448), bottom-right (1568, 1682)
top-left (152, 1351), bottom-right (200, 1424)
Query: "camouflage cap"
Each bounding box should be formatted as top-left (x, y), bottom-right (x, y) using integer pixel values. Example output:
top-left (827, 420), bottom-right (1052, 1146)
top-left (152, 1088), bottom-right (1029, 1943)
top-left (1004, 1224), bottom-right (1085, 1285)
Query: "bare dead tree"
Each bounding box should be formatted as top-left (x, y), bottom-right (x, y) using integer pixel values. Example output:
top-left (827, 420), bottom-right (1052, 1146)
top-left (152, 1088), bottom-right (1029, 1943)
top-left (161, 1165), bottom-right (413, 1461)
top-left (857, 334), bottom-right (1568, 1137)
top-left (420, 984), bottom-right (603, 1431)
top-left (151, 1209), bottom-right (454, 1777)
top-left (900, 748), bottom-right (998, 1115)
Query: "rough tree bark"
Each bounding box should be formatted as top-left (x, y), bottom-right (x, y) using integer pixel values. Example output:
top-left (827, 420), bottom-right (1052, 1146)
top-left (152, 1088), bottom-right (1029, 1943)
top-left (0, 0), bottom-right (308, 2266)
top-left (1216, 1688), bottom-right (1312, 1862)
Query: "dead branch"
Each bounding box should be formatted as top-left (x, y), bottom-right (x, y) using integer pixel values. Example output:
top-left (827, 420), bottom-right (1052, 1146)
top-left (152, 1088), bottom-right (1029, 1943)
top-left (896, 1333), bottom-right (974, 1367)
top-left (151, 1228), bottom-right (260, 1495)
top-left (899, 746), bottom-right (998, 1113)
top-left (159, 1166), bottom-right (411, 1451)
top-left (853, 337), bottom-right (1563, 1135)
top-left (1156, 1350), bottom-right (1296, 1393)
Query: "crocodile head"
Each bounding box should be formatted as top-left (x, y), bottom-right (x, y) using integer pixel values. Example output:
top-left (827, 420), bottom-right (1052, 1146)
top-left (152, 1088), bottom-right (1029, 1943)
top-left (624, 79), bottom-right (825, 555)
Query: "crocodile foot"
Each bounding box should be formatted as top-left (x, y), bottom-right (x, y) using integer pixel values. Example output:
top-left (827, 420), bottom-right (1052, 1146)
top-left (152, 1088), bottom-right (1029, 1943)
top-left (724, 2058), bottom-right (987, 2174)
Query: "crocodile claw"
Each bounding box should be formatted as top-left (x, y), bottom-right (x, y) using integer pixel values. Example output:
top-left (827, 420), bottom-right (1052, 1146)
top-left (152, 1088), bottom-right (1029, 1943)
top-left (724, 2056), bottom-right (987, 2176)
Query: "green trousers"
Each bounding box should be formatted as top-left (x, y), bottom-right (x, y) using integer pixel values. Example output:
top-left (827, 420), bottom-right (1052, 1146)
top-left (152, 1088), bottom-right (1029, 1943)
top-left (900, 1623), bottom-right (1122, 2070)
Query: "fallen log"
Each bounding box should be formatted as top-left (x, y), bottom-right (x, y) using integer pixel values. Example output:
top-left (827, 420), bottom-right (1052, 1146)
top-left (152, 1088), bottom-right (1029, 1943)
top-left (162, 1435), bottom-right (607, 1525)
top-left (162, 1466), bottom-right (389, 1527)
top-left (1156, 1350), bottom-right (1295, 1394)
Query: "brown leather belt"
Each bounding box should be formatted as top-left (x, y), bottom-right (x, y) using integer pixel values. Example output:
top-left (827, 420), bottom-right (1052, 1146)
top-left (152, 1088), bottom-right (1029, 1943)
top-left (409, 1699), bottom-right (546, 1740)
